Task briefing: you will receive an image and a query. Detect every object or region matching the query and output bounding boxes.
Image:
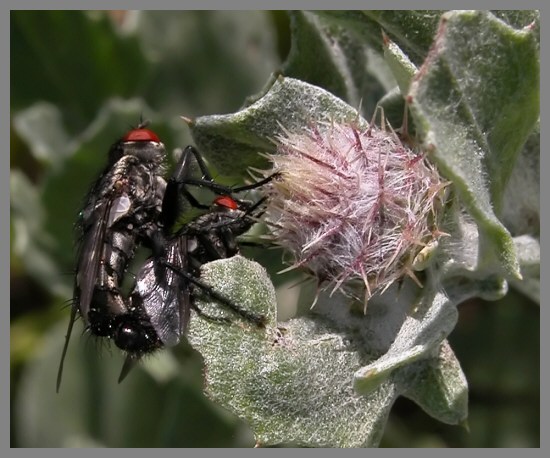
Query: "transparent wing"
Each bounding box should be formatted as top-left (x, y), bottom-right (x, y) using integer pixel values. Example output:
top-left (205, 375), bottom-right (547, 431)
top-left (74, 197), bottom-right (114, 324)
top-left (131, 236), bottom-right (190, 346)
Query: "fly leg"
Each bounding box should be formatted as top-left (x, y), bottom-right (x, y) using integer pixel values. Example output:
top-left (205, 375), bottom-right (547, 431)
top-left (170, 145), bottom-right (277, 204)
top-left (164, 261), bottom-right (266, 327)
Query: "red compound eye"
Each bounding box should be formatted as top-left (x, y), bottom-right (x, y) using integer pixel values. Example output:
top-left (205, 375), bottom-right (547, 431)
top-left (214, 195), bottom-right (238, 210)
top-left (122, 128), bottom-right (160, 143)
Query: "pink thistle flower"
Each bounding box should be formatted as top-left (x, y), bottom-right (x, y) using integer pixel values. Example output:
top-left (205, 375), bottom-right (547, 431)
top-left (264, 119), bottom-right (449, 306)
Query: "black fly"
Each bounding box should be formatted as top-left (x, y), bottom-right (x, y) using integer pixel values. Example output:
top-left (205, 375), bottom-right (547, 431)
top-left (57, 125), bottom-right (167, 390)
top-left (57, 126), bottom-right (272, 390)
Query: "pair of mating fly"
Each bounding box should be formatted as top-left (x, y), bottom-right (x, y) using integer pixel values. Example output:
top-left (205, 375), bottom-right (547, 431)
top-left (57, 124), bottom-right (271, 391)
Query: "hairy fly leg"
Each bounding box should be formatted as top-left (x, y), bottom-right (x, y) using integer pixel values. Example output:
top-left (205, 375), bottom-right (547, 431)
top-left (166, 145), bottom-right (276, 212)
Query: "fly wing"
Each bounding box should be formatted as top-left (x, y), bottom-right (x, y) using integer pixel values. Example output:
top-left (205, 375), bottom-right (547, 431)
top-left (59, 190), bottom-right (120, 391)
top-left (75, 189), bottom-right (132, 322)
top-left (177, 236), bottom-right (191, 336)
top-left (132, 236), bottom-right (190, 347)
top-left (74, 197), bottom-right (113, 324)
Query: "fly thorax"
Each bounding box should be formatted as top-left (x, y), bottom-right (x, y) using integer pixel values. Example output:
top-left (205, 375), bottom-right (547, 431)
top-left (124, 141), bottom-right (166, 166)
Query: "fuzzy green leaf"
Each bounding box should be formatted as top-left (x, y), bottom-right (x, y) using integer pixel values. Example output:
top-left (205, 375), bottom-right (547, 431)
top-left (188, 256), bottom-right (398, 447)
top-left (189, 76), bottom-right (365, 179)
top-left (282, 11), bottom-right (387, 116)
top-left (353, 290), bottom-right (458, 396)
top-left (402, 341), bottom-right (468, 425)
top-left (318, 10), bottom-right (538, 66)
top-left (501, 122), bottom-right (540, 237)
top-left (382, 34), bottom-right (417, 95)
top-left (408, 11), bottom-right (539, 280)
top-left (317, 10), bottom-right (442, 65)
top-left (509, 235), bottom-right (540, 304)
top-left (188, 254), bottom-right (473, 446)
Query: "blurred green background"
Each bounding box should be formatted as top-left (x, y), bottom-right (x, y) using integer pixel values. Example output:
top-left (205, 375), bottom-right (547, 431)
top-left (10, 10), bottom-right (539, 447)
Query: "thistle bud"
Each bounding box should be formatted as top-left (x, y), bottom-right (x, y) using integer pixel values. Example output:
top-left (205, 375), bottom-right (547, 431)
top-left (264, 119), bottom-right (449, 304)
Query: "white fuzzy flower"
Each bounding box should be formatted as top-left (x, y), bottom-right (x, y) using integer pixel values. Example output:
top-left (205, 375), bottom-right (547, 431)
top-left (264, 120), bottom-right (449, 305)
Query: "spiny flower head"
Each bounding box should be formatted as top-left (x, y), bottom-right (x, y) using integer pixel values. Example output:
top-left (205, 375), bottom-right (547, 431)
top-left (264, 119), bottom-right (449, 303)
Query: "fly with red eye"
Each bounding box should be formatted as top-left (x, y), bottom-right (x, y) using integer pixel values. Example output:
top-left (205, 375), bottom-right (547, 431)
top-left (57, 123), bottom-right (273, 389)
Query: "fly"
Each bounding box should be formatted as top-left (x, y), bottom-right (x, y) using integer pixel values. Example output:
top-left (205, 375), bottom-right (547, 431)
top-left (57, 124), bottom-right (167, 391)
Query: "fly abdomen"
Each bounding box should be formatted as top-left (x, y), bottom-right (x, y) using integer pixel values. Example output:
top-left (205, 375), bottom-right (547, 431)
top-left (86, 236), bottom-right (144, 341)
top-left (87, 309), bottom-right (116, 337)
top-left (93, 228), bottom-right (137, 313)
top-left (84, 218), bottom-right (144, 338)
top-left (111, 312), bottom-right (163, 355)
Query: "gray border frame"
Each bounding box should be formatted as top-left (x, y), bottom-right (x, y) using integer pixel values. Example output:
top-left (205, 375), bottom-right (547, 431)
top-left (5, 1), bottom-right (544, 457)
